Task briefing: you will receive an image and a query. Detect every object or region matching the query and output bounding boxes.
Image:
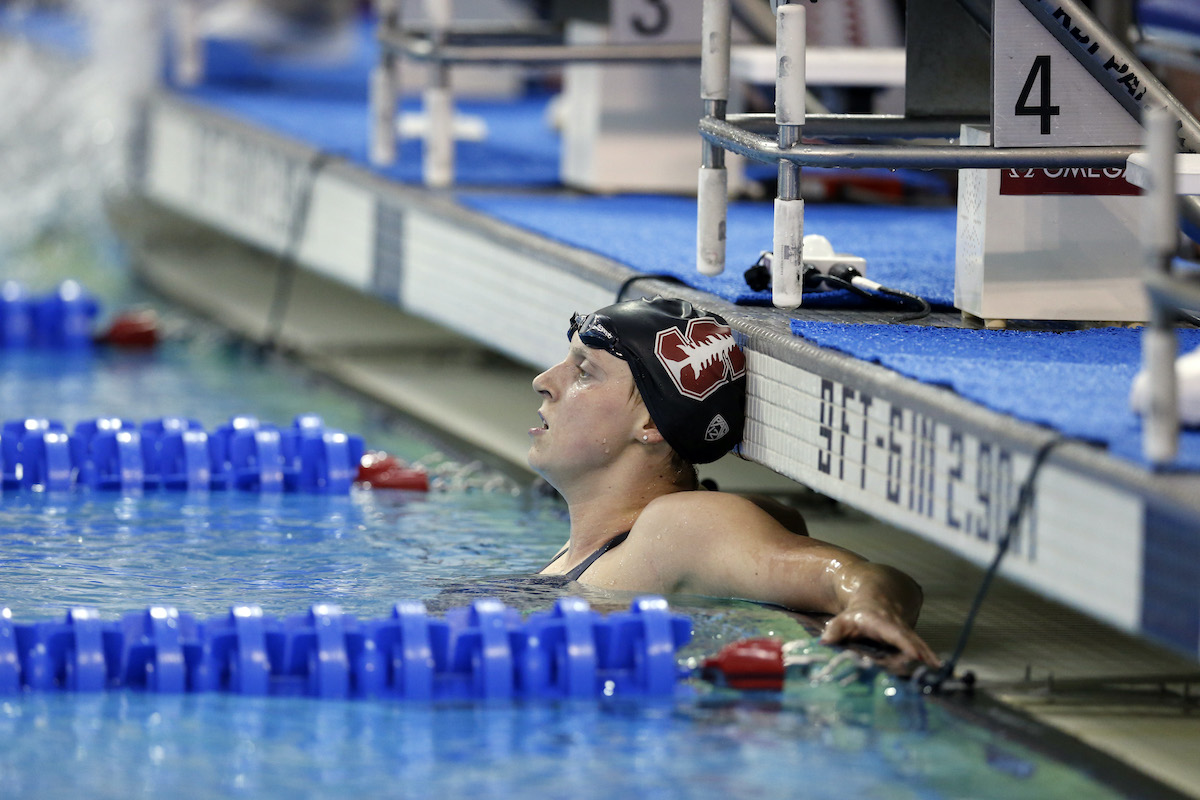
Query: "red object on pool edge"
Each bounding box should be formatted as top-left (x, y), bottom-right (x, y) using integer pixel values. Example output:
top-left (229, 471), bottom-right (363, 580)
top-left (357, 451), bottom-right (429, 491)
top-left (100, 309), bottom-right (160, 348)
top-left (701, 637), bottom-right (785, 690)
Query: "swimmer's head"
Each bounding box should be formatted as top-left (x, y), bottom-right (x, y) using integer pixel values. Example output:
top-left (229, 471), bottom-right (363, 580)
top-left (568, 296), bottom-right (746, 464)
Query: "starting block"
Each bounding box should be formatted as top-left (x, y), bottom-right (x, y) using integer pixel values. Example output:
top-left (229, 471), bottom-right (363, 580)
top-left (955, 0), bottom-right (1153, 325)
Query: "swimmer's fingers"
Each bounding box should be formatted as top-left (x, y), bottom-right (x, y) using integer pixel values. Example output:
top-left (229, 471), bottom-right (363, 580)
top-left (820, 608), bottom-right (941, 668)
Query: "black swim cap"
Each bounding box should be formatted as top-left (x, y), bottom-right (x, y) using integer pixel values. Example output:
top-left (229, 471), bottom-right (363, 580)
top-left (568, 297), bottom-right (746, 464)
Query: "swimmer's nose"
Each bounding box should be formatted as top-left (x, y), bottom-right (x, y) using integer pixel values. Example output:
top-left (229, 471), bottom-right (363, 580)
top-left (532, 361), bottom-right (561, 398)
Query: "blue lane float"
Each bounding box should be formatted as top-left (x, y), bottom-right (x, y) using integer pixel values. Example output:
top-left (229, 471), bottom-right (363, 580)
top-left (1, 414), bottom-right (364, 494)
top-left (0, 280), bottom-right (99, 349)
top-left (0, 597), bottom-right (693, 701)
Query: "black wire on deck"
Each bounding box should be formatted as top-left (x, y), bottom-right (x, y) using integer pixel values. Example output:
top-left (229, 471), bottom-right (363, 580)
top-left (260, 150), bottom-right (335, 355)
top-left (615, 272), bottom-right (686, 302)
top-left (915, 434), bottom-right (1070, 693)
top-left (826, 263), bottom-right (932, 322)
top-left (743, 256), bottom-right (933, 322)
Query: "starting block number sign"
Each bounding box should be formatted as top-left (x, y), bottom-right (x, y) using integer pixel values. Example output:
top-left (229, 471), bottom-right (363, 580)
top-left (993, 0), bottom-right (1142, 148)
top-left (610, 0), bottom-right (702, 44)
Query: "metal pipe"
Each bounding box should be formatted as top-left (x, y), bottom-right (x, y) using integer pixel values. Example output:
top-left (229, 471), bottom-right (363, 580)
top-left (388, 21), bottom-right (562, 42)
top-left (726, 112), bottom-right (985, 139)
top-left (1144, 300), bottom-right (1179, 464)
top-left (702, 100), bottom-right (727, 169)
top-left (698, 0), bottom-right (732, 278)
top-left (1143, 106), bottom-right (1180, 464)
top-left (776, 126), bottom-right (801, 198)
top-left (369, 0), bottom-right (402, 166)
top-left (381, 36), bottom-right (702, 65)
top-left (699, 117), bottom-right (1138, 169)
top-left (772, 1), bottom-right (806, 309)
top-left (1144, 107), bottom-right (1180, 259)
top-left (423, 0), bottom-right (454, 187)
top-left (172, 0), bottom-right (204, 87)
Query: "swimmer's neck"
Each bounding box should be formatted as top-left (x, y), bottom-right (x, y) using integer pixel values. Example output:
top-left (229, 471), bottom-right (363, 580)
top-left (561, 474), bottom-right (686, 555)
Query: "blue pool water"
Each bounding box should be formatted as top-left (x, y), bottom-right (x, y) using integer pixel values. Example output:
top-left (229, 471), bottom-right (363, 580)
top-left (0, 282), bottom-right (1156, 799)
top-left (0, 16), bottom-right (1169, 796)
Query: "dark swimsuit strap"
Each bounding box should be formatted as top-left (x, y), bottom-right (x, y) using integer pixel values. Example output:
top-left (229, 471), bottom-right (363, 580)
top-left (542, 531), bottom-right (631, 581)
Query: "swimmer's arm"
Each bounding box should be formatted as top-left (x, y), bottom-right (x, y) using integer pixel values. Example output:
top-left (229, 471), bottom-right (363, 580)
top-left (639, 493), bottom-right (936, 665)
top-left (739, 494), bottom-right (808, 536)
top-left (700, 481), bottom-right (808, 536)
top-left (818, 561), bottom-right (938, 666)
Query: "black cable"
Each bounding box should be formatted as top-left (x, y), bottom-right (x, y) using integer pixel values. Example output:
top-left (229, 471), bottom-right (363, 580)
top-left (745, 254), bottom-right (934, 321)
top-left (828, 263), bottom-right (933, 322)
top-left (744, 253), bottom-right (771, 292)
top-left (260, 150), bottom-right (335, 354)
top-left (615, 272), bottom-right (686, 302)
top-left (875, 285), bottom-right (933, 323)
top-left (917, 434), bottom-right (1070, 693)
top-left (811, 270), bottom-right (871, 298)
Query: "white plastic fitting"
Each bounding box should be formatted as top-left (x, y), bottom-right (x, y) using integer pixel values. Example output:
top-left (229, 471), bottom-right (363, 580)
top-left (370, 62), bottom-right (398, 166)
top-left (1133, 328), bottom-right (1180, 462)
top-left (697, 167), bottom-right (729, 275)
top-left (772, 197), bottom-right (805, 308)
top-left (423, 86), bottom-right (454, 187)
top-left (701, 0), bottom-right (732, 102)
top-left (775, 3), bottom-right (806, 127)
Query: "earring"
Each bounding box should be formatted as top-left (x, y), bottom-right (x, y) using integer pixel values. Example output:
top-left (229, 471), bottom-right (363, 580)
top-left (642, 435), bottom-right (649, 442)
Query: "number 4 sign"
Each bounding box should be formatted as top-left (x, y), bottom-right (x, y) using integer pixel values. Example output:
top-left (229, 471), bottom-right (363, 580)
top-left (992, 0), bottom-right (1142, 147)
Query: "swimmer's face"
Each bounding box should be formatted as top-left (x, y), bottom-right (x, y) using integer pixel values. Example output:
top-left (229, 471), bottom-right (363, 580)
top-left (528, 334), bottom-right (647, 487)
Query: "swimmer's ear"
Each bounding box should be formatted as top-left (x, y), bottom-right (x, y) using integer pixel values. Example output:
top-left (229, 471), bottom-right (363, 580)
top-left (635, 417), bottom-right (665, 445)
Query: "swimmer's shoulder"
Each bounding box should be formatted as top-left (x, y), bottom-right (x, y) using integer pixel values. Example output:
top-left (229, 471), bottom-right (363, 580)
top-left (636, 489), bottom-right (808, 538)
top-left (633, 490), bottom-right (761, 534)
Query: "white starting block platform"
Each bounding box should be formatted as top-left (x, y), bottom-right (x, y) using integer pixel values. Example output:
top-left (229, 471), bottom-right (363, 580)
top-left (729, 45), bottom-right (906, 87)
top-left (1126, 151), bottom-right (1200, 193)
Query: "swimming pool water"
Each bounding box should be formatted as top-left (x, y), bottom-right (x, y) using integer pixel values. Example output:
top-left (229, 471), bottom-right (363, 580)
top-left (0, 687), bottom-right (1128, 800)
top-left (0, 298), bottom-right (1155, 799)
top-left (0, 23), bottom-right (1175, 796)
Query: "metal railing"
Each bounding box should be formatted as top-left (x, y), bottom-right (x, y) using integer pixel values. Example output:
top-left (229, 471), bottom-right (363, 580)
top-left (1139, 109), bottom-right (1198, 465)
top-left (368, 0), bottom-right (702, 187)
top-left (695, 0), bottom-right (1200, 309)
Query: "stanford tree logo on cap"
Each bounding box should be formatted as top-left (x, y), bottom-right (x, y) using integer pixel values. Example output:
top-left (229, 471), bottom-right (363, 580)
top-left (652, 318), bottom-right (746, 401)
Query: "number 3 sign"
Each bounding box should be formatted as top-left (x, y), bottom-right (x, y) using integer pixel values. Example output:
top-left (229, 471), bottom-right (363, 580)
top-left (992, 0), bottom-right (1141, 147)
top-left (610, 0), bottom-right (702, 45)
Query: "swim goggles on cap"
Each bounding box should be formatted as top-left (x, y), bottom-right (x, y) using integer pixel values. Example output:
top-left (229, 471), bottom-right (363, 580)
top-left (568, 312), bottom-right (623, 359)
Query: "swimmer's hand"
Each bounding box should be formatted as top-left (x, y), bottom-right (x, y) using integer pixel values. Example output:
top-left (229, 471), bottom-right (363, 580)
top-left (820, 604), bottom-right (941, 669)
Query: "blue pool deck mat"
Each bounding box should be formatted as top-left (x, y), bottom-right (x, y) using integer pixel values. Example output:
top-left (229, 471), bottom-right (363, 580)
top-left (170, 14), bottom-right (563, 188)
top-left (457, 194), bottom-right (959, 309)
top-left (791, 321), bottom-right (1200, 472)
top-left (180, 85), bottom-right (563, 188)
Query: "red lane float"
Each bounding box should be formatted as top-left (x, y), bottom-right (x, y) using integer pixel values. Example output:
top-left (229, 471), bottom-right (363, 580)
top-left (700, 637), bottom-right (785, 691)
top-left (98, 308), bottom-right (161, 348)
top-left (357, 451), bottom-right (429, 491)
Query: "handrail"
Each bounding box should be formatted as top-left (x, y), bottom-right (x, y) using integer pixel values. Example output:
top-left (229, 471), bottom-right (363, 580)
top-left (700, 116), bottom-right (1138, 170)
